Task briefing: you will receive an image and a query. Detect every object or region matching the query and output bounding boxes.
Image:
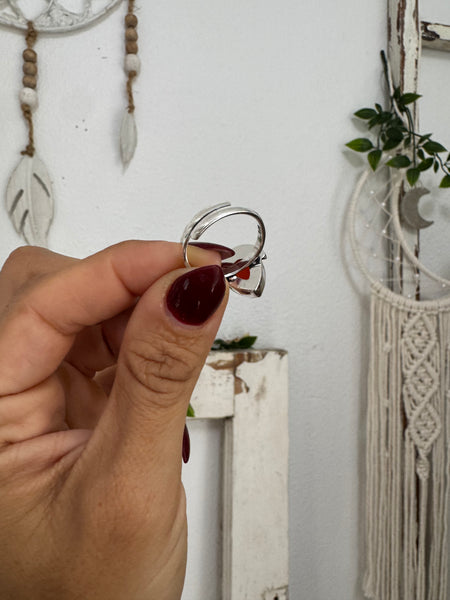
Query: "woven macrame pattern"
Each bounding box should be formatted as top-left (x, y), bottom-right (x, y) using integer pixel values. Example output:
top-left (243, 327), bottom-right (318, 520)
top-left (364, 286), bottom-right (450, 600)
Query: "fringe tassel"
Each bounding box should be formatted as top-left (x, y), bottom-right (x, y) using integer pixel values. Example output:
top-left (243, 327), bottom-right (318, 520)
top-left (364, 286), bottom-right (450, 599)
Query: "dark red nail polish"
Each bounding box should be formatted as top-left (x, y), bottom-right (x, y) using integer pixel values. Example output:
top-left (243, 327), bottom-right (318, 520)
top-left (166, 265), bottom-right (226, 326)
top-left (188, 242), bottom-right (235, 260)
top-left (182, 425), bottom-right (190, 463)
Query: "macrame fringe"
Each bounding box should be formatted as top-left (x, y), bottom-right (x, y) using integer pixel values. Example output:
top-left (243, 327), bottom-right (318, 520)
top-left (364, 285), bottom-right (450, 600)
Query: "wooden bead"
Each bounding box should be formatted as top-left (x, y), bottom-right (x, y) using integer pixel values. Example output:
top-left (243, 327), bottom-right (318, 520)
top-left (23, 48), bottom-right (37, 62)
top-left (125, 13), bottom-right (138, 27)
top-left (125, 27), bottom-right (138, 42)
top-left (22, 75), bottom-right (37, 89)
top-left (23, 62), bottom-right (37, 76)
top-left (125, 53), bottom-right (141, 75)
top-left (126, 41), bottom-right (138, 54)
top-left (19, 87), bottom-right (38, 110)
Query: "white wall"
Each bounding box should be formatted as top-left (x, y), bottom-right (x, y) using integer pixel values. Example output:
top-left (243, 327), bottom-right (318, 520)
top-left (5, 2), bottom-right (445, 599)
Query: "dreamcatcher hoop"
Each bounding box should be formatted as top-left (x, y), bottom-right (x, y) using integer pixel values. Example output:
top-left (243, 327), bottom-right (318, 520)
top-left (0, 1), bottom-right (123, 33)
top-left (349, 165), bottom-right (450, 304)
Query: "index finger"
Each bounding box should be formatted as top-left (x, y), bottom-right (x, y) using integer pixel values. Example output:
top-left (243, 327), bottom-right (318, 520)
top-left (0, 241), bottom-right (219, 395)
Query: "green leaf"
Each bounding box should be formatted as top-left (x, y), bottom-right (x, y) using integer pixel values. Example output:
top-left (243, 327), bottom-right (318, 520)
top-left (417, 149), bottom-right (425, 160)
top-left (379, 111), bottom-right (394, 124)
top-left (386, 127), bottom-right (404, 142)
top-left (375, 103), bottom-right (383, 113)
top-left (419, 133), bottom-right (432, 144)
top-left (354, 108), bottom-right (377, 119)
top-left (236, 335), bottom-right (258, 349)
top-left (187, 403), bottom-right (195, 418)
top-left (434, 161), bottom-right (440, 173)
top-left (212, 335), bottom-right (258, 351)
top-left (383, 137), bottom-right (402, 151)
top-left (400, 92), bottom-right (421, 105)
top-left (439, 175), bottom-right (450, 188)
top-left (424, 140), bottom-right (447, 154)
top-left (346, 138), bottom-right (374, 152)
top-left (368, 149), bottom-right (382, 171)
top-left (406, 168), bottom-right (420, 186)
top-left (386, 155), bottom-right (411, 168)
top-left (417, 157), bottom-right (433, 171)
top-left (368, 115), bottom-right (382, 129)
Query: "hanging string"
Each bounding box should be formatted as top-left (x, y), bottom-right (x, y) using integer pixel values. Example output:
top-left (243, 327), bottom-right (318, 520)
top-left (20, 21), bottom-right (38, 157)
top-left (124, 0), bottom-right (139, 114)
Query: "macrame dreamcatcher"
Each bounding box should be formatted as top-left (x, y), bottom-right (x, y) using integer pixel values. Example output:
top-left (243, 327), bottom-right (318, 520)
top-left (0, 0), bottom-right (140, 246)
top-left (349, 164), bottom-right (450, 600)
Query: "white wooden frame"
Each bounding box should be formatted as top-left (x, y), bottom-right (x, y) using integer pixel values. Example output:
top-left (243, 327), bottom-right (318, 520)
top-left (189, 349), bottom-right (289, 600)
top-left (387, 2), bottom-right (450, 300)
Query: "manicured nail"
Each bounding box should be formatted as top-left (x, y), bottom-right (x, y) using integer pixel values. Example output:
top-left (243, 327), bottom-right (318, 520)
top-left (166, 265), bottom-right (226, 326)
top-left (182, 425), bottom-right (190, 463)
top-left (188, 242), bottom-right (235, 260)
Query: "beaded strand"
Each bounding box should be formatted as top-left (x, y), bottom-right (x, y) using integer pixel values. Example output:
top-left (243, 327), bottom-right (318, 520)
top-left (124, 0), bottom-right (139, 114)
top-left (19, 21), bottom-right (38, 157)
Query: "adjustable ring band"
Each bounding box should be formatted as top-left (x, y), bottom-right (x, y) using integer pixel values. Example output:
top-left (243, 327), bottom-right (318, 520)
top-left (181, 202), bottom-right (267, 297)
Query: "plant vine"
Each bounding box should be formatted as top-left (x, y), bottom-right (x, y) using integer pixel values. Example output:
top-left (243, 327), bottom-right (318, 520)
top-left (346, 50), bottom-right (450, 188)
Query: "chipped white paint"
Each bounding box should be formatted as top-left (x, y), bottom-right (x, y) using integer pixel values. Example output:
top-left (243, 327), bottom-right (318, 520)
top-left (422, 21), bottom-right (450, 52)
top-left (190, 350), bottom-right (236, 419)
top-left (263, 586), bottom-right (289, 600)
top-left (191, 349), bottom-right (289, 599)
top-left (387, 0), bottom-right (420, 299)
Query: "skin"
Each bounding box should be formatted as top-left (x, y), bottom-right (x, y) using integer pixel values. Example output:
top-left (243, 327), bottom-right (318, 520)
top-left (0, 241), bottom-right (228, 600)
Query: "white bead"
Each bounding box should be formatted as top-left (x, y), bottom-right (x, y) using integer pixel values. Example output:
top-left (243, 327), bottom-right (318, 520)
top-left (125, 53), bottom-right (141, 75)
top-left (19, 87), bottom-right (38, 111)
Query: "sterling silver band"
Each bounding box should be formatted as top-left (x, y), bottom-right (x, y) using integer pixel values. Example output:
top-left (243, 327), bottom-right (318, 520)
top-left (181, 202), bottom-right (267, 297)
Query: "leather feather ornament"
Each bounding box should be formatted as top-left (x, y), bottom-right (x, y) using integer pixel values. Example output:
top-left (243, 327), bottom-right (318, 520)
top-left (6, 155), bottom-right (54, 246)
top-left (120, 110), bottom-right (137, 168)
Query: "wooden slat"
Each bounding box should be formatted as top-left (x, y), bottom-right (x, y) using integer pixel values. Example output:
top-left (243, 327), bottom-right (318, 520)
top-left (222, 350), bottom-right (289, 600)
top-left (422, 21), bottom-right (450, 52)
top-left (387, 0), bottom-right (421, 300)
top-left (190, 350), bottom-right (236, 419)
top-left (190, 349), bottom-right (289, 598)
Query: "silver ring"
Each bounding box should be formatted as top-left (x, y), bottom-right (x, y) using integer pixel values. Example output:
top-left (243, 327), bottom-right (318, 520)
top-left (181, 202), bottom-right (267, 297)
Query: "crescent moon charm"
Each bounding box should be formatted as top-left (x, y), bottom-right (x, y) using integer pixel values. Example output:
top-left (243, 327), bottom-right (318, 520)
top-left (400, 187), bottom-right (434, 230)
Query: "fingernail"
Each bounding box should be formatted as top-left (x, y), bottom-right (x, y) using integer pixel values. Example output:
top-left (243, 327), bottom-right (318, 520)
top-left (166, 265), bottom-right (226, 326)
top-left (182, 425), bottom-right (190, 463)
top-left (188, 242), bottom-right (235, 260)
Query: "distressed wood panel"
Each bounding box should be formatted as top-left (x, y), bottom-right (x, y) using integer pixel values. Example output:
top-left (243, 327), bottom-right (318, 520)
top-left (387, 0), bottom-right (421, 299)
top-left (422, 21), bottom-right (450, 52)
top-left (190, 351), bottom-right (235, 419)
top-left (221, 350), bottom-right (289, 600)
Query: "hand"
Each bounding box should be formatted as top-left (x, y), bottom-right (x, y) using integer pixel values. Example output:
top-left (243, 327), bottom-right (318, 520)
top-left (0, 241), bottom-right (228, 600)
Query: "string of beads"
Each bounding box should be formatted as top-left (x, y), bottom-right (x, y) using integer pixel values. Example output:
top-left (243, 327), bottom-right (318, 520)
top-left (20, 21), bottom-right (38, 156)
top-left (124, 0), bottom-right (139, 113)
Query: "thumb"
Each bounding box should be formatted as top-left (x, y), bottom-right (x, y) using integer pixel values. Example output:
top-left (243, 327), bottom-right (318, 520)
top-left (80, 264), bottom-right (228, 505)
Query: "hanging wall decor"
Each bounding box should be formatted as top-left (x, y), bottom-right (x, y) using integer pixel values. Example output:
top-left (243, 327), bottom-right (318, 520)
top-left (347, 52), bottom-right (450, 599)
top-left (0, 0), bottom-right (139, 246)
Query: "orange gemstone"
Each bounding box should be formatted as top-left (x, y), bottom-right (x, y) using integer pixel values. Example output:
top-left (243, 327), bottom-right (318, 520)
top-left (237, 267), bottom-right (251, 280)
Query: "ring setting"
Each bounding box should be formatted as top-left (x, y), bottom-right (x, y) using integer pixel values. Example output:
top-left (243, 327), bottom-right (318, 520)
top-left (181, 203), bottom-right (267, 297)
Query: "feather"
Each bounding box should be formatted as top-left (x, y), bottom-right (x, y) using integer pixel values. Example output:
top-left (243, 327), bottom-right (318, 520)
top-left (120, 110), bottom-right (137, 168)
top-left (6, 155), bottom-right (54, 247)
